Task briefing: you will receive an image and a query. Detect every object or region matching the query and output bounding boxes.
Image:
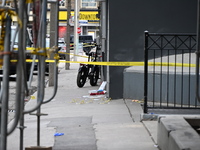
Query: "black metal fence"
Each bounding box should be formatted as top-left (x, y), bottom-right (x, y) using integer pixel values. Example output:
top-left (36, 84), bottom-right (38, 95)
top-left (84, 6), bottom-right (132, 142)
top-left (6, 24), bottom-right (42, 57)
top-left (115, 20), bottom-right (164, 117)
top-left (144, 31), bottom-right (200, 114)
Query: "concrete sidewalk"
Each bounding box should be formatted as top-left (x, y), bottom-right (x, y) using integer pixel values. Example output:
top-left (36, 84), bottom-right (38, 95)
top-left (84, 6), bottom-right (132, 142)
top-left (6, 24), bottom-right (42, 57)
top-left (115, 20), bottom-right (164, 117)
top-left (7, 62), bottom-right (158, 150)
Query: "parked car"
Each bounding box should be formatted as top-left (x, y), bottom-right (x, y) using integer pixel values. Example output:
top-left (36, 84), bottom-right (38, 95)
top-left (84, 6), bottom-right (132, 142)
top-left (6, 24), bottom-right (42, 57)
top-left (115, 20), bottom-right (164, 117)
top-left (58, 38), bottom-right (66, 59)
top-left (0, 26), bottom-right (33, 80)
top-left (70, 35), bottom-right (95, 54)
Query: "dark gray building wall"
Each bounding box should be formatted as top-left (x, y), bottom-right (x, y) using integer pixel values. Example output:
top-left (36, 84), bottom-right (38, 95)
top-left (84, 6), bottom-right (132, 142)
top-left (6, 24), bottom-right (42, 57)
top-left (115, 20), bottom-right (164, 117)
top-left (108, 0), bottom-right (197, 99)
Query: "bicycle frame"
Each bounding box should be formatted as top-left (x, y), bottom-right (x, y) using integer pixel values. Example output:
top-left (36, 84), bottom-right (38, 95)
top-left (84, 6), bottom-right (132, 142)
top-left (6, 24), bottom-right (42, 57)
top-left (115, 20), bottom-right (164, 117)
top-left (77, 48), bottom-right (100, 87)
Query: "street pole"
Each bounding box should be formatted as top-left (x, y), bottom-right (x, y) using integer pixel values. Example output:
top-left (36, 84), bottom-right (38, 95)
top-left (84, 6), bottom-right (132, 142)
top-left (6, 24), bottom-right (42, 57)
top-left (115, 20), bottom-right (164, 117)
top-left (65, 0), bottom-right (71, 70)
top-left (96, 0), bottom-right (108, 93)
top-left (74, 0), bottom-right (79, 61)
top-left (196, 0), bottom-right (200, 102)
top-left (49, 0), bottom-right (59, 86)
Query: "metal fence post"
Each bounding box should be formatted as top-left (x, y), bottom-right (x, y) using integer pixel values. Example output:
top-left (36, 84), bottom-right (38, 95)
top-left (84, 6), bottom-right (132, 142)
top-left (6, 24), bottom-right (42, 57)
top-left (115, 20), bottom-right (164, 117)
top-left (196, 0), bottom-right (200, 103)
top-left (0, 16), bottom-right (11, 150)
top-left (144, 31), bottom-right (149, 114)
top-left (65, 0), bottom-right (71, 70)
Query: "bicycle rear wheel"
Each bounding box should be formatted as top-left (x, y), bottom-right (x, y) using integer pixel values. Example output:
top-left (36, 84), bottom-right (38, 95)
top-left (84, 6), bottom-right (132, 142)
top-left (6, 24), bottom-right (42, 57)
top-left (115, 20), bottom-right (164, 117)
top-left (90, 66), bottom-right (99, 86)
top-left (77, 67), bottom-right (87, 87)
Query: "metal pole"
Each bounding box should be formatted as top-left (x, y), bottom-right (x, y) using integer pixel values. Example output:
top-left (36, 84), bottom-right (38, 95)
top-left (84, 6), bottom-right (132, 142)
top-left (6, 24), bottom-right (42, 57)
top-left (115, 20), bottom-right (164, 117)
top-left (23, 0), bottom-right (44, 114)
top-left (100, 0), bottom-right (106, 82)
top-left (196, 0), bottom-right (200, 102)
top-left (101, 0), bottom-right (106, 53)
top-left (0, 16), bottom-right (11, 150)
top-left (36, 0), bottom-right (47, 146)
top-left (19, 2), bottom-right (29, 149)
top-left (106, 0), bottom-right (110, 97)
top-left (144, 31), bottom-right (149, 113)
top-left (49, 0), bottom-right (59, 86)
top-left (65, 0), bottom-right (71, 70)
top-left (74, 0), bottom-right (79, 61)
top-left (7, 26), bottom-right (22, 136)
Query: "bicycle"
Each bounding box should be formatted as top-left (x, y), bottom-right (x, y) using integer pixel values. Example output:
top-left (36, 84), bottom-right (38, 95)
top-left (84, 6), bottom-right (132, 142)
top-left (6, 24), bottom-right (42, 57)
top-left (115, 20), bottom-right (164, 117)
top-left (76, 49), bottom-right (100, 88)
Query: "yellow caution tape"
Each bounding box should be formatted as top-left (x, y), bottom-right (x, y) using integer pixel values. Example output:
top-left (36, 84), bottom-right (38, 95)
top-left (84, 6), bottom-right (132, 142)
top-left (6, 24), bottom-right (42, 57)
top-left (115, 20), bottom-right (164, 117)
top-left (0, 9), bottom-right (22, 28)
top-left (9, 59), bottom-right (198, 67)
top-left (62, 61), bottom-right (144, 66)
top-left (8, 49), bottom-right (198, 67)
top-left (21, 50), bottom-right (199, 67)
top-left (26, 47), bottom-right (49, 51)
top-left (16, 48), bottom-right (91, 58)
top-left (57, 61), bottom-right (197, 67)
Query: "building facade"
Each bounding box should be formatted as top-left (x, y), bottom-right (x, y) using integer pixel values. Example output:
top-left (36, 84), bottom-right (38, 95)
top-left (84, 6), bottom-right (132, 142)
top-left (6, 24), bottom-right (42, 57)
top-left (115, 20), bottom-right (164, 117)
top-left (106, 0), bottom-right (197, 99)
top-left (6, 0), bottom-right (99, 41)
top-left (57, 0), bottom-right (100, 40)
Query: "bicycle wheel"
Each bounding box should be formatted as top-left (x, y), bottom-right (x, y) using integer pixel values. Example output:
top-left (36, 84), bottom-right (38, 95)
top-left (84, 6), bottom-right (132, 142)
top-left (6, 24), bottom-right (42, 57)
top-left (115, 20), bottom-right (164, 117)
top-left (90, 66), bottom-right (99, 86)
top-left (77, 67), bottom-right (87, 87)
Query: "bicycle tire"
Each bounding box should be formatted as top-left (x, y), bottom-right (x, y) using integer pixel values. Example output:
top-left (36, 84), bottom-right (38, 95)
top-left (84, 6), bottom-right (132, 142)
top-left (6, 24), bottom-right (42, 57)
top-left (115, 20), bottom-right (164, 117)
top-left (77, 67), bottom-right (87, 87)
top-left (90, 66), bottom-right (99, 86)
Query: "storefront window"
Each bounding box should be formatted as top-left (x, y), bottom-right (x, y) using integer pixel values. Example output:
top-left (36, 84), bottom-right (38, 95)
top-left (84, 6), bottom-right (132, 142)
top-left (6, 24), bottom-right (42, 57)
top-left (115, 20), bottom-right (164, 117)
top-left (81, 0), bottom-right (97, 8)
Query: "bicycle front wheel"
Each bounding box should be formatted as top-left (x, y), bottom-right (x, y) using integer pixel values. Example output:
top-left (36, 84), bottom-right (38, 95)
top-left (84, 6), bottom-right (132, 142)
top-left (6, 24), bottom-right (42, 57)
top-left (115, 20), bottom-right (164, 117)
top-left (77, 68), bottom-right (87, 87)
top-left (90, 66), bottom-right (99, 86)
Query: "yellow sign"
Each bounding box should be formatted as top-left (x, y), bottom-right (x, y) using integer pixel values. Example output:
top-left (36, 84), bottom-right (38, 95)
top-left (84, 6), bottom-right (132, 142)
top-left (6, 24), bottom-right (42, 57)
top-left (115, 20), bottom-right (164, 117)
top-left (59, 11), bottom-right (99, 21)
top-left (79, 12), bottom-right (99, 20)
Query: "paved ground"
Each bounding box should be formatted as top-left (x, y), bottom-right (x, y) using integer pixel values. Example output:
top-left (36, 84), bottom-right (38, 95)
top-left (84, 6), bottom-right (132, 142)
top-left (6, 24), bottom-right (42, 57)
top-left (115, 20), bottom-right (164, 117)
top-left (7, 56), bottom-right (158, 150)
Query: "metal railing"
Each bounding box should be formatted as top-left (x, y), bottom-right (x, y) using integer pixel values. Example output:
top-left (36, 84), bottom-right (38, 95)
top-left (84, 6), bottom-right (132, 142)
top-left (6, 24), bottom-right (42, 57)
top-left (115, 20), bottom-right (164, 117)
top-left (144, 31), bottom-right (200, 114)
top-left (0, 1), bottom-right (59, 150)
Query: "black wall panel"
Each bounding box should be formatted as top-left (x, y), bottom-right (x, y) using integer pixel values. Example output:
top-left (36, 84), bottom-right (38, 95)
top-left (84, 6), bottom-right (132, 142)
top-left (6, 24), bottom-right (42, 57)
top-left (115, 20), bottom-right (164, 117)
top-left (108, 0), bottom-right (197, 99)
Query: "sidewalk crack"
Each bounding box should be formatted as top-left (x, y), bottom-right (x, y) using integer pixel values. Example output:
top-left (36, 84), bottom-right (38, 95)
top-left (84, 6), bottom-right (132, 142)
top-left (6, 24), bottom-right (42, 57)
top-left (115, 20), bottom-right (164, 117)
top-left (123, 99), bottom-right (135, 122)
